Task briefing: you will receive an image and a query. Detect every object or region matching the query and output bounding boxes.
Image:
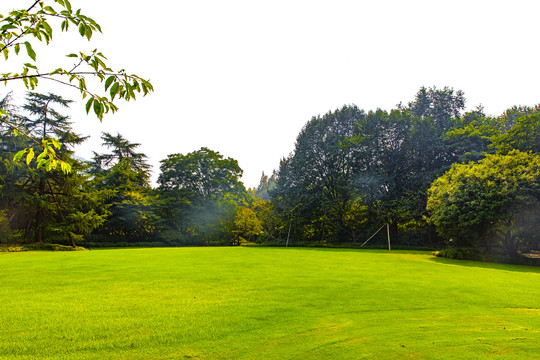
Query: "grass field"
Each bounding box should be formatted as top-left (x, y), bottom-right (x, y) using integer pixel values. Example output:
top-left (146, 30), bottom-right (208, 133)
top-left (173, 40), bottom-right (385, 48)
top-left (0, 247), bottom-right (539, 359)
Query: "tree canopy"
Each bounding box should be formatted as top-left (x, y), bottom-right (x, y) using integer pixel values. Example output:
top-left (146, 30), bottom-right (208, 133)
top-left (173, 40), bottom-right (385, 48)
top-left (427, 151), bottom-right (540, 256)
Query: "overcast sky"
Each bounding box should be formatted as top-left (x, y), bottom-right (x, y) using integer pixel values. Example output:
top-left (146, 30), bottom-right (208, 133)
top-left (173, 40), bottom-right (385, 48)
top-left (3, 0), bottom-right (540, 187)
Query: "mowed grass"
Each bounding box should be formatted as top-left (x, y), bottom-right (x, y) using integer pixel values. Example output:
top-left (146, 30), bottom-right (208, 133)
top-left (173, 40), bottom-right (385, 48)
top-left (0, 248), bottom-right (539, 359)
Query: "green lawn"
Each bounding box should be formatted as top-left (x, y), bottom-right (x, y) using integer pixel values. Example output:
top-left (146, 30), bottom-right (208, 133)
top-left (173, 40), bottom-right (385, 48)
top-left (0, 247), bottom-right (539, 359)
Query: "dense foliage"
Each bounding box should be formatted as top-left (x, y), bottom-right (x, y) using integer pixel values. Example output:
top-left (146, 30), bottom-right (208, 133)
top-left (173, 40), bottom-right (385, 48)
top-left (428, 151), bottom-right (540, 257)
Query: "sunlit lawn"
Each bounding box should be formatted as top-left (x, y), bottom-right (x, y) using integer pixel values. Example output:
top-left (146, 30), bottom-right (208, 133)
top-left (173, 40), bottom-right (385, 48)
top-left (0, 247), bottom-right (539, 359)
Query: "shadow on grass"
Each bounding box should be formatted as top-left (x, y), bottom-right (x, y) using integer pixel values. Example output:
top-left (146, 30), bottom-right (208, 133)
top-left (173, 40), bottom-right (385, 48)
top-left (256, 246), bottom-right (540, 273)
top-left (428, 256), bottom-right (540, 274)
top-left (251, 245), bottom-right (431, 256)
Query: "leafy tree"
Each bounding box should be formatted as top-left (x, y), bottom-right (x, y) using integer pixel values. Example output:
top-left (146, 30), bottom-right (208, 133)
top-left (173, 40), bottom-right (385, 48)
top-left (492, 113), bottom-right (540, 154)
top-left (271, 87), bottom-right (467, 245)
top-left (233, 206), bottom-right (263, 244)
top-left (157, 148), bottom-right (247, 245)
top-left (91, 132), bottom-right (151, 187)
top-left (250, 198), bottom-right (282, 243)
top-left (350, 106), bottom-right (457, 243)
top-left (159, 147), bottom-right (245, 200)
top-left (341, 199), bottom-right (368, 244)
top-left (427, 150), bottom-right (540, 256)
top-left (445, 107), bottom-right (499, 163)
top-left (272, 105), bottom-right (365, 243)
top-left (404, 86), bottom-right (465, 130)
top-left (0, 92), bottom-right (108, 246)
top-left (445, 104), bottom-right (540, 163)
top-left (0, 0), bottom-right (153, 172)
top-left (89, 132), bottom-right (156, 243)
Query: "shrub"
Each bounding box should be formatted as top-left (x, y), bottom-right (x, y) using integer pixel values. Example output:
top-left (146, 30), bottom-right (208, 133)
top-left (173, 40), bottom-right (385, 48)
top-left (0, 245), bottom-right (27, 252)
top-left (433, 248), bottom-right (484, 261)
top-left (26, 244), bottom-right (86, 251)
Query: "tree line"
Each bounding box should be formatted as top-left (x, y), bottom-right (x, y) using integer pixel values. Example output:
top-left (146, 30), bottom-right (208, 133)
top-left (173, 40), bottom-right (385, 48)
top-left (1, 87), bottom-right (540, 260)
top-left (268, 86), bottom-right (540, 259)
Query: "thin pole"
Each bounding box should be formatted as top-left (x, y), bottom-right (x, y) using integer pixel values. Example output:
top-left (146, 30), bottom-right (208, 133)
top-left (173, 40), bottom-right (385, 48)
top-left (286, 222), bottom-right (292, 247)
top-left (387, 223), bottom-right (391, 251)
top-left (360, 224), bottom-right (386, 247)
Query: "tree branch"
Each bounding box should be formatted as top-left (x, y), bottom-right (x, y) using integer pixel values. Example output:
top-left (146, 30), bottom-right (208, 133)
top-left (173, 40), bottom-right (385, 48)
top-left (0, 115), bottom-right (41, 147)
top-left (26, 0), bottom-right (42, 12)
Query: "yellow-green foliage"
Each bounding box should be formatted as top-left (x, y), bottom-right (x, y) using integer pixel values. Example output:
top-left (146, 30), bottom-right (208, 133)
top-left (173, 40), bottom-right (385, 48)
top-left (0, 245), bottom-right (27, 252)
top-left (428, 150), bottom-right (540, 251)
top-left (26, 243), bottom-right (86, 251)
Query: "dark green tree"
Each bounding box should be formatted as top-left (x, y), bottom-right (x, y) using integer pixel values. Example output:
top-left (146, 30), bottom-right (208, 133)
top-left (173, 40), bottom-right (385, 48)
top-left (0, 92), bottom-right (107, 246)
top-left (90, 132), bottom-right (156, 243)
top-left (271, 105), bottom-right (366, 243)
top-left (492, 113), bottom-right (540, 155)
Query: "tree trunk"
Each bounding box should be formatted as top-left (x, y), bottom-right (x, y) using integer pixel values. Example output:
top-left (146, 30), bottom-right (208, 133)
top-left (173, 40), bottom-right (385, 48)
top-left (34, 178), bottom-right (45, 244)
top-left (390, 220), bottom-right (399, 244)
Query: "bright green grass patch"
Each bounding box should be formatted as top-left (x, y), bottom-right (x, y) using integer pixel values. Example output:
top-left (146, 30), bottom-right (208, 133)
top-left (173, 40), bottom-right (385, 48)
top-left (0, 248), bottom-right (539, 359)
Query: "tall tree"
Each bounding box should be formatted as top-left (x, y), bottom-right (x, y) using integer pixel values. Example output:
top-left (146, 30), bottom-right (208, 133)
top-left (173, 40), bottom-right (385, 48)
top-left (272, 105), bottom-right (366, 242)
top-left (89, 132), bottom-right (156, 243)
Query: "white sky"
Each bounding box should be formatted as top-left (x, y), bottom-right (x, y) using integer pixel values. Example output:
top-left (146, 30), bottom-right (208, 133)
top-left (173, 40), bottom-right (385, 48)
top-left (3, 0), bottom-right (540, 187)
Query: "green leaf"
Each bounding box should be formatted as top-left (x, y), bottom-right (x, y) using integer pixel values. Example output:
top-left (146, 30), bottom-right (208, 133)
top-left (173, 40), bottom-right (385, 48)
top-left (93, 100), bottom-right (102, 118)
top-left (44, 6), bottom-right (57, 14)
top-left (14, 43), bottom-right (20, 55)
top-left (41, 20), bottom-right (53, 37)
top-left (51, 138), bottom-right (61, 150)
top-left (14, 149), bottom-right (27, 162)
top-left (2, 48), bottom-right (7, 61)
top-left (85, 97), bottom-right (94, 114)
top-left (13, 128), bottom-right (18, 136)
top-left (36, 150), bottom-right (47, 162)
top-left (60, 161), bottom-right (71, 174)
top-left (24, 41), bottom-right (36, 61)
top-left (0, 24), bottom-right (16, 31)
top-left (85, 24), bottom-right (92, 39)
top-left (110, 82), bottom-right (120, 100)
top-left (78, 22), bottom-right (86, 37)
top-left (37, 159), bottom-right (46, 169)
top-left (104, 75), bottom-right (115, 90)
top-left (26, 148), bottom-right (35, 165)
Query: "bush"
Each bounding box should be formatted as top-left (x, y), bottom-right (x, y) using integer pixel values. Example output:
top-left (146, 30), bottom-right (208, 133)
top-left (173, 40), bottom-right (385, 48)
top-left (26, 243), bottom-right (86, 251)
top-left (433, 248), bottom-right (540, 266)
top-left (0, 245), bottom-right (27, 252)
top-left (433, 248), bottom-right (484, 261)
